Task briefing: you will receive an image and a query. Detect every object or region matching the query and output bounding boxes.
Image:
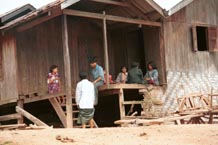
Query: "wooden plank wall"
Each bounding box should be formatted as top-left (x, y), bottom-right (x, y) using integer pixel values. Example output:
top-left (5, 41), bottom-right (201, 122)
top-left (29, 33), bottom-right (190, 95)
top-left (0, 34), bottom-right (18, 104)
top-left (17, 16), bottom-right (106, 95)
top-left (67, 17), bottom-right (104, 88)
top-left (164, 0), bottom-right (218, 74)
top-left (143, 27), bottom-right (166, 83)
top-left (16, 16), bottom-right (64, 96)
top-left (109, 27), bottom-right (145, 78)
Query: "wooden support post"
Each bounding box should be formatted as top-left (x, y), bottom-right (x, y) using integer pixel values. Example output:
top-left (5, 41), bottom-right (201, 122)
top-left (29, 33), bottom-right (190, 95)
top-left (103, 11), bottom-right (110, 88)
top-left (17, 99), bottom-right (24, 124)
top-left (49, 98), bottom-right (67, 128)
top-left (209, 112), bottom-right (213, 124)
top-left (16, 106), bottom-right (48, 126)
top-left (62, 15), bottom-right (73, 128)
top-left (119, 88), bottom-right (125, 119)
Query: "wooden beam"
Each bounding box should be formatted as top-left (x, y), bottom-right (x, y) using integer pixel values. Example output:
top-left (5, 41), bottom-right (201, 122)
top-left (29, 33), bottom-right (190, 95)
top-left (123, 101), bottom-right (145, 105)
top-left (103, 11), bottom-right (110, 88)
top-left (49, 98), bottom-right (67, 128)
top-left (63, 9), bottom-right (162, 27)
top-left (24, 92), bottom-right (66, 104)
top-left (98, 84), bottom-right (147, 91)
top-left (16, 106), bottom-right (48, 126)
top-left (0, 113), bottom-right (22, 122)
top-left (62, 15), bottom-right (73, 128)
top-left (114, 118), bottom-right (164, 125)
top-left (88, 0), bottom-right (129, 7)
top-left (0, 99), bottom-right (17, 106)
top-left (17, 6), bottom-right (62, 32)
top-left (17, 99), bottom-right (24, 124)
top-left (0, 124), bottom-right (27, 130)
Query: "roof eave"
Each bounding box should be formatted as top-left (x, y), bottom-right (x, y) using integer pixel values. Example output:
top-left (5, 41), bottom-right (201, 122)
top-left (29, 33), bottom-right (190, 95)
top-left (167, 0), bottom-right (195, 16)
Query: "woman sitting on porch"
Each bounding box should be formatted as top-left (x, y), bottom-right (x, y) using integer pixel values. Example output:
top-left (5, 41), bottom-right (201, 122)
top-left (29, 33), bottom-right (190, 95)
top-left (47, 65), bottom-right (64, 103)
top-left (116, 66), bottom-right (128, 84)
top-left (144, 61), bottom-right (159, 86)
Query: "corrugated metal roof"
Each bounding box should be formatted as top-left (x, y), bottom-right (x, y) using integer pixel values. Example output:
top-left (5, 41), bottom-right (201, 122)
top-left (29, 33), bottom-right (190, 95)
top-left (0, 4), bottom-right (35, 26)
top-left (0, 0), bottom-right (196, 31)
top-left (0, 0), bottom-right (62, 30)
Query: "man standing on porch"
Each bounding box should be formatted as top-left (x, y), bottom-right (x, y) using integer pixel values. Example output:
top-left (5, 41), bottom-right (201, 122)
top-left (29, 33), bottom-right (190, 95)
top-left (76, 72), bottom-right (95, 128)
top-left (90, 57), bottom-right (104, 105)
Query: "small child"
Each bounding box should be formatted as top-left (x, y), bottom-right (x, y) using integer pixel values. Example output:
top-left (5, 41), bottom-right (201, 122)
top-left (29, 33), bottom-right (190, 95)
top-left (47, 65), bottom-right (65, 104)
top-left (103, 69), bottom-right (114, 84)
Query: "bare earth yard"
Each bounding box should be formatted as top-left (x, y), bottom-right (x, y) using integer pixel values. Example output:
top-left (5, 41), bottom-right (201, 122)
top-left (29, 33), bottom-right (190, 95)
top-left (0, 125), bottom-right (218, 145)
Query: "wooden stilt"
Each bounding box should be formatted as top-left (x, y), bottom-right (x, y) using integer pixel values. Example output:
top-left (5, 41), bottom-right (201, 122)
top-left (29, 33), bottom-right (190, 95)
top-left (209, 112), bottom-right (213, 124)
top-left (62, 15), bottom-right (73, 128)
top-left (119, 88), bottom-right (125, 119)
top-left (17, 99), bottom-right (24, 124)
top-left (49, 98), bottom-right (67, 128)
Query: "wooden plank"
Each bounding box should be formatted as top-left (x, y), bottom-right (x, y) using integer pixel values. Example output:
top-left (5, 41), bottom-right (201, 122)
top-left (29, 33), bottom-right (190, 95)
top-left (24, 92), bottom-right (65, 104)
top-left (114, 118), bottom-right (164, 125)
top-left (17, 6), bottom-right (62, 32)
top-left (63, 9), bottom-right (162, 27)
top-left (103, 11), bottom-right (110, 88)
top-left (164, 114), bottom-right (204, 121)
top-left (123, 101), bottom-right (145, 105)
top-left (17, 99), bottom-right (24, 124)
top-left (49, 98), bottom-right (67, 128)
top-left (0, 124), bottom-right (26, 130)
top-left (192, 26), bottom-right (198, 51)
top-left (119, 88), bottom-right (125, 119)
top-left (0, 99), bottom-right (18, 106)
top-left (16, 106), bottom-right (48, 126)
top-left (62, 15), bottom-right (73, 128)
top-left (208, 26), bottom-right (218, 52)
top-left (89, 0), bottom-right (129, 7)
top-left (0, 113), bottom-right (22, 122)
top-left (98, 84), bottom-right (147, 91)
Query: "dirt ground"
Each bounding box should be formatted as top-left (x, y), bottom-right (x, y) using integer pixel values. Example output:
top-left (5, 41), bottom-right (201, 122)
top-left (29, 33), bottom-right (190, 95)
top-left (0, 125), bottom-right (218, 145)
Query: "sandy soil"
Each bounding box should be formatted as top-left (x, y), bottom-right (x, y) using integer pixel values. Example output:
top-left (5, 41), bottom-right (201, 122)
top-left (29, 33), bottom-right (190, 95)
top-left (0, 125), bottom-right (218, 145)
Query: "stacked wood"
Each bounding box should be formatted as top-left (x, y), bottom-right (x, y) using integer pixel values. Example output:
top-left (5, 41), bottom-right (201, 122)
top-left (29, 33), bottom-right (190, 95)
top-left (114, 113), bottom-right (204, 126)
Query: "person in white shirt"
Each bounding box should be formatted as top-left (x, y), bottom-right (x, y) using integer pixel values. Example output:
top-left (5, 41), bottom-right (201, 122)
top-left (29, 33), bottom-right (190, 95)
top-left (76, 72), bottom-right (95, 128)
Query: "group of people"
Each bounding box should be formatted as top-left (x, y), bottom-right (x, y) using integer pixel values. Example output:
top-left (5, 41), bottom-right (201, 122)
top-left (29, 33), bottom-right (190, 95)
top-left (47, 58), bottom-right (159, 128)
top-left (105, 61), bottom-right (159, 86)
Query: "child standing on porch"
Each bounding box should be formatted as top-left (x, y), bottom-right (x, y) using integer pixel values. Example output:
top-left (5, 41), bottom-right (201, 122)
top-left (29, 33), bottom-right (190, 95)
top-left (47, 65), bottom-right (64, 103)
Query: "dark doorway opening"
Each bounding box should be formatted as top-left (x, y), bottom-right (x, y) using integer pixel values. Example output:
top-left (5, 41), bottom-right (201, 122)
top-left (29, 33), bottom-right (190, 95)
top-left (196, 26), bottom-right (208, 51)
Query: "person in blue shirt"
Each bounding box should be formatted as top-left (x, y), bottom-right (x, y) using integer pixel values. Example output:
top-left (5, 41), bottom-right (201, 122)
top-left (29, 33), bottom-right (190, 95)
top-left (144, 61), bottom-right (159, 85)
top-left (90, 57), bottom-right (104, 105)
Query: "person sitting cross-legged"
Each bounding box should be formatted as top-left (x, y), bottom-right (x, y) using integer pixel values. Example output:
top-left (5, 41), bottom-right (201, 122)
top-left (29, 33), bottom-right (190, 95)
top-left (76, 72), bottom-right (95, 128)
